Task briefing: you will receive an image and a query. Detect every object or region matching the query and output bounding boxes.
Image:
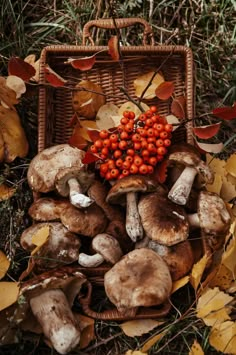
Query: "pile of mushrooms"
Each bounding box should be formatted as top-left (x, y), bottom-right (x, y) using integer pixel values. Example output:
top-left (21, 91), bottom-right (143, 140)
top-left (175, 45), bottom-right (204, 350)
top-left (4, 142), bottom-right (232, 354)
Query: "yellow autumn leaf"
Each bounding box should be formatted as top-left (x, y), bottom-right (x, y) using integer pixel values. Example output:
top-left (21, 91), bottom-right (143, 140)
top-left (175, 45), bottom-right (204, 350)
top-left (141, 330), bottom-right (167, 353)
top-left (209, 321), bottom-right (236, 354)
top-left (0, 250), bottom-right (10, 280)
top-left (0, 282), bottom-right (19, 311)
top-left (206, 173), bottom-right (222, 195)
top-left (172, 275), bottom-right (190, 294)
top-left (31, 225), bottom-right (50, 256)
top-left (190, 254), bottom-right (208, 291)
top-left (80, 120), bottom-right (98, 130)
top-left (120, 319), bottom-right (164, 337)
top-left (133, 71), bottom-right (165, 99)
top-left (0, 77), bottom-right (18, 109)
top-left (221, 236), bottom-right (236, 273)
top-left (221, 175), bottom-right (236, 202)
top-left (196, 287), bottom-right (233, 326)
top-left (0, 106), bottom-right (28, 162)
top-left (208, 264), bottom-right (235, 291)
top-left (189, 340), bottom-right (204, 355)
top-left (226, 173), bottom-right (236, 186)
top-left (125, 351), bottom-right (147, 355)
top-left (225, 153), bottom-right (236, 178)
top-left (0, 183), bottom-right (16, 201)
top-left (206, 154), bottom-right (226, 177)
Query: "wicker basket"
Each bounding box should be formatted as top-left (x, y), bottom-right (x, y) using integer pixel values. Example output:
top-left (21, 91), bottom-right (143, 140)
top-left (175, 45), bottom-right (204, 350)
top-left (37, 18), bottom-right (195, 320)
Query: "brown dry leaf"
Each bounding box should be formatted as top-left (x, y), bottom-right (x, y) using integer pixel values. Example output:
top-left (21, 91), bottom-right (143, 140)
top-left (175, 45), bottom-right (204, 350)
top-left (221, 236), bottom-right (236, 273)
top-left (125, 351), bottom-right (147, 355)
top-left (31, 225), bottom-right (50, 256)
top-left (0, 183), bottom-right (16, 201)
top-left (0, 106), bottom-right (29, 162)
top-left (171, 96), bottom-right (186, 119)
top-left (225, 154), bottom-right (236, 178)
top-left (221, 175), bottom-right (236, 202)
top-left (120, 319), bottom-right (164, 337)
top-left (80, 120), bottom-right (98, 130)
top-left (96, 103), bottom-right (119, 129)
top-left (0, 282), bottom-right (19, 311)
top-left (209, 321), bottom-right (236, 354)
top-left (74, 313), bottom-right (95, 349)
top-left (24, 54), bottom-right (40, 82)
top-left (189, 340), bottom-right (204, 355)
top-left (6, 75), bottom-right (26, 99)
top-left (0, 250), bottom-right (10, 280)
top-left (133, 71), bottom-right (165, 100)
top-left (190, 254), bottom-right (209, 291)
top-left (172, 275), bottom-right (190, 294)
top-left (0, 77), bottom-right (18, 109)
top-left (18, 257), bottom-right (35, 281)
top-left (141, 330), bottom-right (167, 353)
top-left (206, 173), bottom-right (223, 195)
top-left (118, 101), bottom-right (150, 119)
top-left (72, 80), bottom-right (106, 119)
top-left (196, 287), bottom-right (233, 326)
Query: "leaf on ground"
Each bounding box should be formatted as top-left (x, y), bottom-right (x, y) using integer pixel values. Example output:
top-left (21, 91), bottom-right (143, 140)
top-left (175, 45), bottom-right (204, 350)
top-left (206, 173), bottom-right (222, 195)
top-left (0, 282), bottom-right (19, 311)
top-left (0, 77), bottom-right (18, 109)
top-left (31, 225), bottom-right (50, 256)
top-left (44, 65), bottom-right (67, 87)
top-left (172, 275), bottom-right (190, 294)
top-left (195, 141), bottom-right (224, 154)
top-left (125, 351), bottom-right (147, 355)
top-left (0, 250), bottom-right (10, 280)
top-left (6, 76), bottom-right (26, 99)
top-left (212, 102), bottom-right (236, 120)
top-left (155, 81), bottom-right (174, 100)
top-left (18, 258), bottom-right (35, 281)
top-left (96, 103), bottom-right (119, 130)
top-left (208, 264), bottom-right (235, 291)
top-left (74, 313), bottom-right (95, 349)
top-left (8, 57), bottom-right (36, 82)
top-left (190, 254), bottom-right (209, 291)
top-left (68, 130), bottom-right (88, 150)
top-left (196, 287), bottom-right (233, 327)
top-left (209, 321), bottom-right (236, 354)
top-left (141, 330), bottom-right (167, 353)
top-left (221, 236), bottom-right (236, 273)
top-left (108, 36), bottom-right (120, 61)
top-left (225, 154), bottom-right (236, 178)
top-left (120, 319), bottom-right (164, 337)
top-left (66, 54), bottom-right (96, 71)
top-left (171, 96), bottom-right (186, 119)
top-left (0, 106), bottom-right (29, 162)
top-left (206, 154), bottom-right (226, 176)
top-left (193, 123), bottom-right (221, 139)
top-left (189, 340), bottom-right (204, 355)
top-left (0, 183), bottom-right (16, 201)
top-left (134, 71), bottom-right (165, 100)
top-left (221, 175), bottom-right (236, 202)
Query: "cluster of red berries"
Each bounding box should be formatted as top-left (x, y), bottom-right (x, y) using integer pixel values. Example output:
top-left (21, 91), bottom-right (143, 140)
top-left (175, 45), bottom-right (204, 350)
top-left (90, 106), bottom-right (173, 180)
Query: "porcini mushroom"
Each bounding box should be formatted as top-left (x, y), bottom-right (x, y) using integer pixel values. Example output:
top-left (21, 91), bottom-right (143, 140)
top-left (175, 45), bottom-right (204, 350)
top-left (78, 233), bottom-right (123, 267)
top-left (27, 144), bottom-right (94, 208)
top-left (104, 248), bottom-right (172, 313)
top-left (106, 175), bottom-right (162, 242)
top-left (187, 190), bottom-right (231, 255)
top-left (28, 197), bottom-right (108, 237)
top-left (167, 145), bottom-right (214, 205)
top-left (138, 192), bottom-right (189, 246)
top-left (20, 222), bottom-right (81, 271)
top-left (19, 267), bottom-right (86, 354)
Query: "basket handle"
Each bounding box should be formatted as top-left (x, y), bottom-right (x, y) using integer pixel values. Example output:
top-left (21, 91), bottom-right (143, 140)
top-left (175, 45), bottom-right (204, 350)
top-left (82, 18), bottom-right (155, 46)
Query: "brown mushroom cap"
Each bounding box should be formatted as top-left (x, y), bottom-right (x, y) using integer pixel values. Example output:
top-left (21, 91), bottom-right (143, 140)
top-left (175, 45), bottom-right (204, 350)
top-left (27, 144), bottom-right (86, 193)
top-left (104, 248), bottom-right (172, 313)
top-left (28, 198), bottom-right (70, 221)
top-left (20, 222), bottom-right (81, 271)
top-left (138, 192), bottom-right (189, 246)
top-left (92, 233), bottom-right (123, 264)
top-left (106, 175), bottom-right (162, 204)
top-left (148, 240), bottom-right (194, 281)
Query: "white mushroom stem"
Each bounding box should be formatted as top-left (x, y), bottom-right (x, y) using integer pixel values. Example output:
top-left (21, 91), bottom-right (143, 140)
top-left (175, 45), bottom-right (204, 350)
top-left (126, 192), bottom-right (143, 242)
top-left (187, 213), bottom-right (200, 228)
top-left (78, 253), bottom-right (104, 267)
top-left (168, 166), bottom-right (197, 205)
top-left (30, 289), bottom-right (80, 355)
top-left (67, 178), bottom-right (94, 208)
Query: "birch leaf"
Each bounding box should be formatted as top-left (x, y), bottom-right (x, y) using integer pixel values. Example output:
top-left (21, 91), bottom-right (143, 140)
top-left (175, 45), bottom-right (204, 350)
top-left (141, 330), bottom-right (167, 353)
top-left (31, 225), bottom-right (50, 256)
top-left (209, 321), bottom-right (236, 354)
top-left (189, 340), bottom-right (204, 355)
top-left (225, 154), bottom-right (236, 177)
top-left (208, 264), bottom-right (235, 291)
top-left (206, 173), bottom-right (223, 195)
top-left (221, 175), bottom-right (236, 202)
top-left (221, 236), bottom-right (236, 273)
top-left (0, 251), bottom-right (10, 280)
top-left (0, 282), bottom-right (19, 311)
top-left (120, 319), bottom-right (164, 337)
top-left (190, 254), bottom-right (209, 291)
top-left (172, 275), bottom-right (190, 294)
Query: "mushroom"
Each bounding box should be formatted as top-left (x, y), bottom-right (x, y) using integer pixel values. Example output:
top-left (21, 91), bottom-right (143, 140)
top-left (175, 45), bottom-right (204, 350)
top-left (28, 197), bottom-right (108, 237)
top-left (78, 233), bottom-right (123, 267)
top-left (106, 175), bottom-right (164, 242)
top-left (187, 190), bottom-right (231, 259)
top-left (27, 144), bottom-right (94, 208)
top-left (18, 267), bottom-right (86, 354)
top-left (20, 222), bottom-right (81, 271)
top-left (167, 145), bottom-right (214, 205)
top-left (138, 192), bottom-right (189, 246)
top-left (148, 240), bottom-right (194, 281)
top-left (104, 248), bottom-right (172, 313)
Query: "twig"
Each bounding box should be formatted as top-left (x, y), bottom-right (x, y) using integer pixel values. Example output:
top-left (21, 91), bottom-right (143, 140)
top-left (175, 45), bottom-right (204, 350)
top-left (119, 86), bottom-right (145, 112)
top-left (84, 331), bottom-right (123, 352)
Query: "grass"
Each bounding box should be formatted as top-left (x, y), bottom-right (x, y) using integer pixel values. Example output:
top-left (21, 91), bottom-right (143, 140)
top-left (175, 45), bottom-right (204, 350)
top-left (0, 0), bottom-right (236, 354)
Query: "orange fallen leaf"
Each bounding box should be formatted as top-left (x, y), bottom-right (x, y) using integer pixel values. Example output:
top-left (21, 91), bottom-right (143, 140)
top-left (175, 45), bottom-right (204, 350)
top-left (74, 313), bottom-right (95, 349)
top-left (66, 54), bottom-right (97, 71)
top-left (44, 65), bottom-right (67, 87)
top-left (8, 57), bottom-right (36, 82)
top-left (120, 319), bottom-right (164, 337)
top-left (171, 96), bottom-right (186, 119)
top-left (155, 81), bottom-right (174, 100)
top-left (193, 123), bottom-right (221, 139)
top-left (0, 250), bottom-right (10, 280)
top-left (0, 183), bottom-right (16, 201)
top-left (126, 351), bottom-right (147, 355)
top-left (0, 282), bottom-right (19, 311)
